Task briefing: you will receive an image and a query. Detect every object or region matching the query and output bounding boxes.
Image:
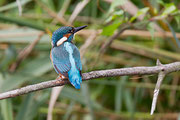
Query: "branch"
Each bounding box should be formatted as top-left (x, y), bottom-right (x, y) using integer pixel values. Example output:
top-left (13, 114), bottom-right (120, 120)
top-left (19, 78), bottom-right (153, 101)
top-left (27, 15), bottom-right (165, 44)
top-left (99, 25), bottom-right (131, 55)
top-left (0, 62), bottom-right (179, 100)
top-left (16, 0), bottom-right (22, 16)
top-left (68, 0), bottom-right (90, 24)
top-left (9, 32), bottom-right (44, 72)
top-left (151, 60), bottom-right (165, 115)
top-left (35, 0), bottom-right (70, 26)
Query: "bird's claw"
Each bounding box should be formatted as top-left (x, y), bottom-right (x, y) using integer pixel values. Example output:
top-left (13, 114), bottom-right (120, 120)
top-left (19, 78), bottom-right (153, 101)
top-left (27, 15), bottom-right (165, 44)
top-left (56, 74), bottom-right (66, 81)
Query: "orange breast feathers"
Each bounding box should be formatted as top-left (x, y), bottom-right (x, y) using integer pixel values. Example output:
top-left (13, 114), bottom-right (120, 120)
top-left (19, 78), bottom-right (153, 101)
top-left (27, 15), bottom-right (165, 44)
top-left (50, 50), bottom-right (53, 63)
top-left (64, 33), bottom-right (72, 38)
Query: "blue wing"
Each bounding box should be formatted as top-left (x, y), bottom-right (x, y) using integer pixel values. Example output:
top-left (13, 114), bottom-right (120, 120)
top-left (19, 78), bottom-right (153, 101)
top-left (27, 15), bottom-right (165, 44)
top-left (72, 44), bottom-right (82, 71)
top-left (51, 42), bottom-right (82, 76)
top-left (51, 45), bottom-right (71, 76)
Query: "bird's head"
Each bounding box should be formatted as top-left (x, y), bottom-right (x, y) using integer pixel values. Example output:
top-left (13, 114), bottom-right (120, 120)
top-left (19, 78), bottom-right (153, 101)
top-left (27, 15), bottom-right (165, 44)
top-left (51, 25), bottom-right (87, 47)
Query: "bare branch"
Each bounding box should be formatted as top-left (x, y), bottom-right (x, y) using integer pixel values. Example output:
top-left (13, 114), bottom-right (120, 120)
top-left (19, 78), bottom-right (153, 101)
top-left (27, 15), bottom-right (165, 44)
top-left (80, 31), bottom-right (97, 58)
top-left (151, 72), bottom-right (165, 115)
top-left (151, 60), bottom-right (165, 115)
top-left (2, 29), bottom-right (180, 40)
top-left (9, 32), bottom-right (44, 72)
top-left (68, 0), bottom-right (90, 24)
top-left (0, 62), bottom-right (179, 100)
top-left (35, 0), bottom-right (70, 26)
top-left (16, 0), bottom-right (22, 16)
top-left (47, 86), bottom-right (64, 120)
top-left (99, 25), bottom-right (131, 54)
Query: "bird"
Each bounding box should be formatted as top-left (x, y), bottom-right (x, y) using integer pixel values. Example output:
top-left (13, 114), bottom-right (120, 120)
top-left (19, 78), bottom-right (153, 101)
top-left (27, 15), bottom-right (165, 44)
top-left (50, 25), bottom-right (87, 89)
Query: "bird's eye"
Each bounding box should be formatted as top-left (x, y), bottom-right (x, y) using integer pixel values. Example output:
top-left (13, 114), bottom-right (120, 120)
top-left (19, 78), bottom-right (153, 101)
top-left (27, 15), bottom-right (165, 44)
top-left (69, 28), bottom-right (75, 33)
top-left (69, 30), bottom-right (73, 33)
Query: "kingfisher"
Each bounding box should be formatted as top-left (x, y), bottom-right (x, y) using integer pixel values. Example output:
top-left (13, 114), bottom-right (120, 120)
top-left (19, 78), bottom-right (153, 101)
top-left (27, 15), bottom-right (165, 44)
top-left (50, 25), bottom-right (87, 89)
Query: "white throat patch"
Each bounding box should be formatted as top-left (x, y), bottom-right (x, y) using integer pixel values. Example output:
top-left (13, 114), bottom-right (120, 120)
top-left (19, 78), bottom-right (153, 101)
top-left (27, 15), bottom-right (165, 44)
top-left (56, 37), bottom-right (67, 46)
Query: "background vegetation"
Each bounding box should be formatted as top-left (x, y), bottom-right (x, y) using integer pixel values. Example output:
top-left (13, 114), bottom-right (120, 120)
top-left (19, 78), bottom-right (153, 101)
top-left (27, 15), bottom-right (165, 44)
top-left (0, 0), bottom-right (180, 119)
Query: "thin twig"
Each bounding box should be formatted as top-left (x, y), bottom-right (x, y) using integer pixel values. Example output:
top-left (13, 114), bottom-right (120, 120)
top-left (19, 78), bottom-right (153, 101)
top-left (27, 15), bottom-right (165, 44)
top-left (58, 0), bottom-right (71, 18)
top-left (47, 86), bottom-right (64, 120)
top-left (68, 0), bottom-right (90, 24)
top-left (1, 29), bottom-right (180, 39)
top-left (80, 31), bottom-right (97, 58)
top-left (111, 40), bottom-right (180, 61)
top-left (35, 0), bottom-right (70, 26)
top-left (104, 0), bottom-right (163, 32)
top-left (150, 60), bottom-right (165, 115)
top-left (0, 31), bottom-right (43, 38)
top-left (99, 25), bottom-right (131, 55)
top-left (0, 62), bottom-right (179, 100)
top-left (16, 0), bottom-right (22, 16)
top-left (97, 0), bottom-right (106, 13)
top-left (51, 0), bottom-right (71, 24)
top-left (9, 32), bottom-right (44, 72)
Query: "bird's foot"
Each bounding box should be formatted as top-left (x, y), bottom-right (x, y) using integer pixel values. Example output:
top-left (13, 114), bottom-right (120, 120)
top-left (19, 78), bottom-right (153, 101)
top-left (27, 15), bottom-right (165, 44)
top-left (56, 74), bottom-right (67, 81)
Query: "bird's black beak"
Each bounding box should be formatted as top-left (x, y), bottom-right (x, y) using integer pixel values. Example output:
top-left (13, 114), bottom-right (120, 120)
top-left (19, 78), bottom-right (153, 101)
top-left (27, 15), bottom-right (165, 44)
top-left (74, 25), bottom-right (87, 33)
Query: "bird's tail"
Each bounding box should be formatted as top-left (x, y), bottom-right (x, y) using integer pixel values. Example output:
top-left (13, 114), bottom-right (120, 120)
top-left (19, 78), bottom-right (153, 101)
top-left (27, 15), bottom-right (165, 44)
top-left (68, 70), bottom-right (82, 89)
